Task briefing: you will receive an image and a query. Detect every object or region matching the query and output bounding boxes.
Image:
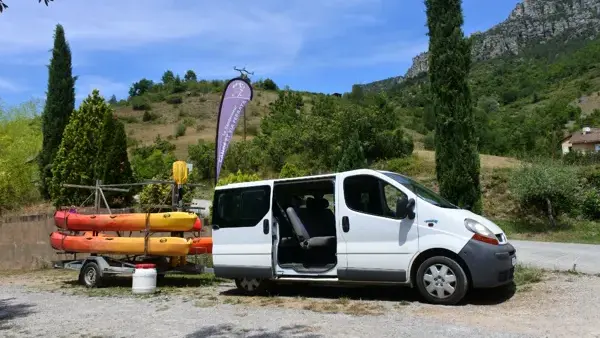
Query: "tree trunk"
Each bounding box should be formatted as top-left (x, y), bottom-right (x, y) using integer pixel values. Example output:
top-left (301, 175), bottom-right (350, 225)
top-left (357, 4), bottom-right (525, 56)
top-left (546, 198), bottom-right (557, 228)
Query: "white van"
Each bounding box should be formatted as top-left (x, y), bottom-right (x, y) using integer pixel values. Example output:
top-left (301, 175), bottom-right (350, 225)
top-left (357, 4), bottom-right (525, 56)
top-left (211, 169), bottom-right (516, 305)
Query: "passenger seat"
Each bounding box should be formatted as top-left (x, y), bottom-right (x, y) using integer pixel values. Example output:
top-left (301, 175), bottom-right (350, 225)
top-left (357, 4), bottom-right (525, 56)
top-left (285, 206), bottom-right (336, 249)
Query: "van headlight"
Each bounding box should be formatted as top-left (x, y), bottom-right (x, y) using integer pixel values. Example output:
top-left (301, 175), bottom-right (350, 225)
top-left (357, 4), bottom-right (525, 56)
top-left (464, 218), bottom-right (499, 245)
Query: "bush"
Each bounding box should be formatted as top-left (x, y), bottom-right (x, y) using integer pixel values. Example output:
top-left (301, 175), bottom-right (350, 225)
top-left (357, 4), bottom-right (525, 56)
top-left (142, 111), bottom-right (158, 122)
top-left (131, 96), bottom-right (151, 111)
top-left (582, 189), bottom-right (600, 220)
top-left (217, 170), bottom-right (262, 186)
top-left (139, 178), bottom-right (173, 212)
top-left (279, 162), bottom-right (305, 178)
top-left (166, 94), bottom-right (183, 105)
top-left (182, 117), bottom-right (195, 127)
top-left (174, 123), bottom-right (186, 138)
top-left (510, 161), bottom-right (581, 226)
top-left (372, 154), bottom-right (433, 178)
top-left (423, 132), bottom-right (435, 150)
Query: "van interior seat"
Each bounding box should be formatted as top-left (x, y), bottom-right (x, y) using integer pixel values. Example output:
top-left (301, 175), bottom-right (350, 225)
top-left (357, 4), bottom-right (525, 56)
top-left (304, 197), bottom-right (336, 237)
top-left (285, 206), bottom-right (336, 249)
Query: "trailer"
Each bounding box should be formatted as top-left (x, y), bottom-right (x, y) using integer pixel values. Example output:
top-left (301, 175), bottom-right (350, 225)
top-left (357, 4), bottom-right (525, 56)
top-left (53, 254), bottom-right (214, 288)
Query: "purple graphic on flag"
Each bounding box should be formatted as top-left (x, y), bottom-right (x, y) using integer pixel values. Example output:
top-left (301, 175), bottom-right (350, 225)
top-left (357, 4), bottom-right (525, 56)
top-left (214, 77), bottom-right (253, 183)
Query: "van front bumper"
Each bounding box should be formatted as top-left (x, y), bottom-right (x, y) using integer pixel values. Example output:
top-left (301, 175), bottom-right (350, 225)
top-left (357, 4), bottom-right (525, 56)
top-left (458, 239), bottom-right (517, 288)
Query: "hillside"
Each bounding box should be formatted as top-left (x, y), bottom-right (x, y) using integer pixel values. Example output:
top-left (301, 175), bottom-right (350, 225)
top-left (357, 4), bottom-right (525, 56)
top-left (361, 0), bottom-right (600, 92)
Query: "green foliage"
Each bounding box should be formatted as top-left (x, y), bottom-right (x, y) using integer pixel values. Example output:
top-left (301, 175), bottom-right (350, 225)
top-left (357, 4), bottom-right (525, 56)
top-left (174, 123), bottom-right (186, 138)
top-left (336, 133), bottom-right (367, 172)
top-left (279, 162), bottom-right (306, 178)
top-left (129, 78), bottom-right (154, 97)
top-left (130, 136), bottom-right (176, 181)
top-left (184, 70), bottom-right (197, 82)
top-left (139, 177), bottom-right (172, 212)
top-left (426, 0), bottom-right (482, 212)
top-left (94, 114), bottom-right (134, 207)
top-left (255, 78), bottom-right (278, 91)
top-left (510, 161), bottom-right (580, 226)
top-left (131, 96), bottom-right (151, 111)
top-left (0, 100), bottom-right (43, 211)
top-left (38, 24), bottom-right (76, 199)
top-left (161, 70), bottom-right (175, 84)
top-left (188, 139), bottom-right (215, 180)
top-left (50, 90), bottom-right (133, 207)
top-left (142, 110), bottom-right (158, 122)
top-left (372, 154), bottom-right (434, 178)
top-left (166, 94), bottom-right (183, 105)
top-left (216, 170), bottom-right (262, 186)
top-left (108, 95), bottom-right (118, 105)
top-left (423, 132), bottom-right (435, 150)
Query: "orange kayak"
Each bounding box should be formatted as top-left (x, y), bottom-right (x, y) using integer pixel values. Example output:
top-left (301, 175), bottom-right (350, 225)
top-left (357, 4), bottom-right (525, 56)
top-left (54, 210), bottom-right (202, 232)
top-left (189, 237), bottom-right (213, 254)
top-left (50, 231), bottom-right (192, 256)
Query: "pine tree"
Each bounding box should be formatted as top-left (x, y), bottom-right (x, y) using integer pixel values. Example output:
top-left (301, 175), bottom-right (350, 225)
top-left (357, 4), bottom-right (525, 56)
top-left (95, 113), bottom-right (134, 207)
top-left (38, 24), bottom-right (76, 199)
top-left (426, 0), bottom-right (482, 212)
top-left (50, 90), bottom-right (133, 207)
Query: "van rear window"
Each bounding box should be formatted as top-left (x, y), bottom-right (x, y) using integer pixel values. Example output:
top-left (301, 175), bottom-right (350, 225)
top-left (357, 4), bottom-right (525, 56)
top-left (212, 185), bottom-right (271, 228)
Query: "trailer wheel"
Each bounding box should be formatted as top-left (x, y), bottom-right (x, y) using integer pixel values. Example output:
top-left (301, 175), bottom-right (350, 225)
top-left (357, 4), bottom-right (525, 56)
top-left (79, 262), bottom-right (102, 288)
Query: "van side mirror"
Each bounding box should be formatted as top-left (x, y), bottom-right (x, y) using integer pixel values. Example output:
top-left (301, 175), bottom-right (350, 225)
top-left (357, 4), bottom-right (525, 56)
top-left (396, 197), bottom-right (416, 220)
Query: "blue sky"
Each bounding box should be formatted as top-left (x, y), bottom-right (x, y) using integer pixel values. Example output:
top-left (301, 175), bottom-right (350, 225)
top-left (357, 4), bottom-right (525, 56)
top-left (0, 0), bottom-right (521, 107)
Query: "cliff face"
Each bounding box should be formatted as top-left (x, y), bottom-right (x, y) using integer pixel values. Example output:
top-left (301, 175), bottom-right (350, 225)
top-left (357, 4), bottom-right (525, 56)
top-left (366, 0), bottom-right (600, 89)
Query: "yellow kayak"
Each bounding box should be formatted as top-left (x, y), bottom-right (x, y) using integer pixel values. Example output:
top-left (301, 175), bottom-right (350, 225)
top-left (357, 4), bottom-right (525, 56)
top-left (54, 210), bottom-right (202, 232)
top-left (51, 232), bottom-right (192, 256)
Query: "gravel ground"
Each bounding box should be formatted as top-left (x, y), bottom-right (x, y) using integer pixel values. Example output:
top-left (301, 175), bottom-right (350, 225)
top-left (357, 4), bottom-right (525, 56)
top-left (1, 270), bottom-right (600, 338)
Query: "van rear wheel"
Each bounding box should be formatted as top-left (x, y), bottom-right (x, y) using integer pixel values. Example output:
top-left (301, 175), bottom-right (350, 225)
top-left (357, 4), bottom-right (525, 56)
top-left (234, 278), bottom-right (270, 295)
top-left (415, 256), bottom-right (468, 305)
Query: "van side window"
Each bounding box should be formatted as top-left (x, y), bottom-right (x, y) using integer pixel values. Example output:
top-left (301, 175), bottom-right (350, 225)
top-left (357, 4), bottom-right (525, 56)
top-left (212, 185), bottom-right (271, 228)
top-left (344, 175), bottom-right (407, 219)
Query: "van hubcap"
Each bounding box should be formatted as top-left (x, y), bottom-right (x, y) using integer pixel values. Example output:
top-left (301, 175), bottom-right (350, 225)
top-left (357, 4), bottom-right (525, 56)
top-left (423, 263), bottom-right (457, 299)
top-left (238, 278), bottom-right (261, 292)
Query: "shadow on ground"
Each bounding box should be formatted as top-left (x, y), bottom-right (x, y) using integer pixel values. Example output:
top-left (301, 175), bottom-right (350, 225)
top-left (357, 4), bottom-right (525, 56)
top-left (0, 298), bottom-right (35, 330)
top-left (61, 274), bottom-right (220, 289)
top-left (186, 324), bottom-right (322, 338)
top-left (220, 281), bottom-right (516, 306)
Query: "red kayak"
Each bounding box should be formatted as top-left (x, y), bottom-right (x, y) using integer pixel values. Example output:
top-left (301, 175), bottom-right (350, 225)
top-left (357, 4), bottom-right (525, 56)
top-left (54, 210), bottom-right (202, 232)
top-left (189, 237), bottom-right (213, 254)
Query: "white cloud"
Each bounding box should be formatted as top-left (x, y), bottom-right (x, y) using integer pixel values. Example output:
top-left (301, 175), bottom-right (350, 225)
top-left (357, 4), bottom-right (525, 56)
top-left (0, 77), bottom-right (26, 92)
top-left (75, 75), bottom-right (128, 100)
top-left (0, 0), bottom-right (389, 75)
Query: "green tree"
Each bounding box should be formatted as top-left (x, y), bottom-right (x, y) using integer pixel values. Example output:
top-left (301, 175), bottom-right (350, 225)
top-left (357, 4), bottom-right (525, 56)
top-left (108, 95), bottom-right (118, 105)
top-left (162, 70), bottom-right (175, 84)
top-left (426, 0), bottom-right (482, 212)
top-left (128, 78), bottom-right (154, 97)
top-left (262, 78), bottom-right (278, 91)
top-left (95, 113), bottom-right (134, 206)
top-left (38, 24), bottom-right (76, 200)
top-left (50, 90), bottom-right (110, 206)
top-left (184, 70), bottom-right (197, 82)
top-left (336, 133), bottom-right (367, 172)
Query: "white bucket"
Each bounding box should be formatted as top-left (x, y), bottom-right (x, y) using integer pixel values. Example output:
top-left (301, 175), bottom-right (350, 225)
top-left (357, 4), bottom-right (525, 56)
top-left (132, 263), bottom-right (157, 294)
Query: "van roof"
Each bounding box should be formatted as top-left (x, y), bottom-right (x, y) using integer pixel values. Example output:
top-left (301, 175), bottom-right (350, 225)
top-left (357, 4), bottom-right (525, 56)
top-left (214, 168), bottom-right (392, 190)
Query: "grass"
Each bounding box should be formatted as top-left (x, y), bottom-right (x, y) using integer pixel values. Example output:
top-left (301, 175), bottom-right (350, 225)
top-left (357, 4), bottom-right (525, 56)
top-left (498, 219), bottom-right (600, 244)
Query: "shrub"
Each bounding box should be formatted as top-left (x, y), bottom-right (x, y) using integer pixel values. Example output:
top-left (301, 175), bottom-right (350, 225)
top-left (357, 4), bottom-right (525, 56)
top-left (174, 123), bottom-right (186, 138)
top-left (118, 115), bottom-right (138, 123)
top-left (131, 96), bottom-right (151, 111)
top-left (139, 178), bottom-right (173, 212)
top-left (182, 117), bottom-right (195, 127)
top-left (372, 154), bottom-right (433, 178)
top-left (279, 162), bottom-right (306, 178)
top-left (166, 94), bottom-right (183, 105)
top-left (509, 161), bottom-right (581, 227)
top-left (142, 111), bottom-right (158, 122)
top-left (423, 132), bottom-right (435, 150)
top-left (582, 189), bottom-right (600, 220)
top-left (217, 170), bottom-right (262, 186)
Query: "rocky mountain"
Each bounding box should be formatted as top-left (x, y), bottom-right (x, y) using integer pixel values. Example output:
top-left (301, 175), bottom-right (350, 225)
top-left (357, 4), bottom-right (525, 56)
top-left (360, 0), bottom-right (600, 91)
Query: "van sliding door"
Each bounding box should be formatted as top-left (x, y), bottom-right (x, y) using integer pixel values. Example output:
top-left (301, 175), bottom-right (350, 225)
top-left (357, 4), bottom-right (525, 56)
top-left (211, 183), bottom-right (274, 279)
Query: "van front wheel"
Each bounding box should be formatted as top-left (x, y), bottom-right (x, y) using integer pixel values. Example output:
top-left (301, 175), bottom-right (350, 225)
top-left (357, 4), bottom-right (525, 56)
top-left (415, 256), bottom-right (468, 305)
top-left (234, 278), bottom-right (269, 295)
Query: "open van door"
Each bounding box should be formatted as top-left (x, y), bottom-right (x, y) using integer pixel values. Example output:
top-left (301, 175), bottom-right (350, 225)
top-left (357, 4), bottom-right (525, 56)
top-left (211, 182), bottom-right (274, 280)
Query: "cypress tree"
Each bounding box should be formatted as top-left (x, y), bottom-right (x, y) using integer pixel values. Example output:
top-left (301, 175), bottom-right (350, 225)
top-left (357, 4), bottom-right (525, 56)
top-left (337, 133), bottom-right (367, 172)
top-left (38, 24), bottom-right (76, 199)
top-left (425, 0), bottom-right (482, 212)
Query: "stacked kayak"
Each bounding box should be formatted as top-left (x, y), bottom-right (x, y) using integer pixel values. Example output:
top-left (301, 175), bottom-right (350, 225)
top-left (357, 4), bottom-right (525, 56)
top-left (54, 210), bottom-right (202, 232)
top-left (49, 232), bottom-right (213, 256)
top-left (50, 210), bottom-right (212, 256)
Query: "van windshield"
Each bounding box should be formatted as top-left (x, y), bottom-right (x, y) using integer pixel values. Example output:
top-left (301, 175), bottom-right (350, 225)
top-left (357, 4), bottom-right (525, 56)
top-left (382, 172), bottom-right (458, 209)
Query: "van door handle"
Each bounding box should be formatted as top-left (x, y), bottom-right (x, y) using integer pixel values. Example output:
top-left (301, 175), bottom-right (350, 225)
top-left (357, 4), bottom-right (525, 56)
top-left (263, 219), bottom-right (269, 235)
top-left (342, 216), bottom-right (350, 232)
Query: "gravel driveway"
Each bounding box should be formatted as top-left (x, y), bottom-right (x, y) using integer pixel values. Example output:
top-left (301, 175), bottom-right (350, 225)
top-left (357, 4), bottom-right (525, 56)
top-left (1, 270), bottom-right (599, 338)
